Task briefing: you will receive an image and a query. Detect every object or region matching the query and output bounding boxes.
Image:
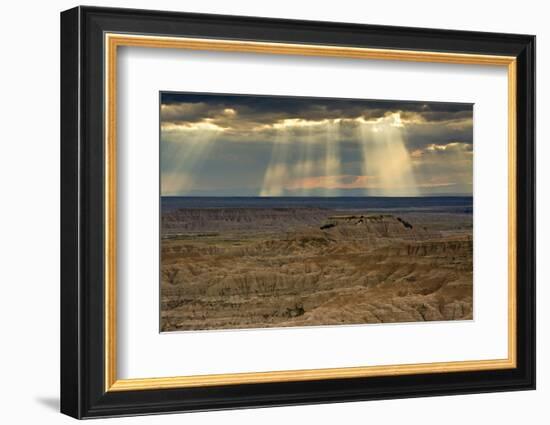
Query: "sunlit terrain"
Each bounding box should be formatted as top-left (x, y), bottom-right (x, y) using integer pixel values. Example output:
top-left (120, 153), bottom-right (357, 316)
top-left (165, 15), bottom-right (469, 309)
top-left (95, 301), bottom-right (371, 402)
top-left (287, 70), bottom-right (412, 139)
top-left (159, 93), bottom-right (473, 331)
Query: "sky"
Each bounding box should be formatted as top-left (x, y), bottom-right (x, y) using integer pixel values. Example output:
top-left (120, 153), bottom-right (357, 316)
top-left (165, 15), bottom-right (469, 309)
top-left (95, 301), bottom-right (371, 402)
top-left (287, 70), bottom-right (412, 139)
top-left (160, 92), bottom-right (473, 197)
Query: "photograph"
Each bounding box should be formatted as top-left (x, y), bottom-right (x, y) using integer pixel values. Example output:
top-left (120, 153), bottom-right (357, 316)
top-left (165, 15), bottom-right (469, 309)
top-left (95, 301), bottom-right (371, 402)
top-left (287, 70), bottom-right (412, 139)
top-left (56, 4), bottom-right (536, 420)
top-left (160, 93), bottom-right (474, 332)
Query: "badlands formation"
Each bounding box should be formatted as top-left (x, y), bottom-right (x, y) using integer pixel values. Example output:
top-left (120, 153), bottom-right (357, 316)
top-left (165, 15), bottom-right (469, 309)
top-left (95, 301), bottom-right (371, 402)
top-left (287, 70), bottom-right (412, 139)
top-left (160, 207), bottom-right (473, 331)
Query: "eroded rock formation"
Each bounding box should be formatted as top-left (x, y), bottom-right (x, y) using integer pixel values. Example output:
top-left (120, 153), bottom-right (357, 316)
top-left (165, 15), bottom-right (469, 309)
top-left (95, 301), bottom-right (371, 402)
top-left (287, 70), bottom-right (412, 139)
top-left (160, 208), bottom-right (473, 331)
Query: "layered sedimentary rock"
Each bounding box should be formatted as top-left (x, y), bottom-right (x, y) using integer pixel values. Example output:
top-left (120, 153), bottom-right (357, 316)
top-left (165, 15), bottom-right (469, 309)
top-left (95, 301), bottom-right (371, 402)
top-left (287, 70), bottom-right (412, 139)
top-left (160, 208), bottom-right (473, 331)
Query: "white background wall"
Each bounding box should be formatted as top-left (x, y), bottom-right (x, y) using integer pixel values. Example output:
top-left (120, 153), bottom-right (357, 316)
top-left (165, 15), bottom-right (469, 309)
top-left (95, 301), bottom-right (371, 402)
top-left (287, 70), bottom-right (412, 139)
top-left (0, 0), bottom-right (545, 423)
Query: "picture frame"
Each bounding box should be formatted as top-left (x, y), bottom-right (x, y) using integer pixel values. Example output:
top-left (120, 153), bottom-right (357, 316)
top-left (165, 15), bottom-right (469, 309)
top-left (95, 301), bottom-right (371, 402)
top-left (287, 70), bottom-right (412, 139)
top-left (60, 5), bottom-right (535, 419)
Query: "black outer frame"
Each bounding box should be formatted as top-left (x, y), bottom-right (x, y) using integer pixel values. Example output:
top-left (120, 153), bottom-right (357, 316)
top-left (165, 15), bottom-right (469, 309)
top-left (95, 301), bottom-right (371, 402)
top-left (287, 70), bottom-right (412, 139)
top-left (60, 6), bottom-right (536, 419)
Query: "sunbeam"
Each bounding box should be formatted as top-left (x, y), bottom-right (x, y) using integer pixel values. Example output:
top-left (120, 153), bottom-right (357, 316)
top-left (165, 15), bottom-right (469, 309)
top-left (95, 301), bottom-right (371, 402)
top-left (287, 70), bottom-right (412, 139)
top-left (160, 126), bottom-right (221, 195)
top-left (357, 113), bottom-right (419, 196)
top-left (292, 126), bottom-right (316, 195)
top-left (324, 119), bottom-right (342, 196)
top-left (260, 127), bottom-right (290, 196)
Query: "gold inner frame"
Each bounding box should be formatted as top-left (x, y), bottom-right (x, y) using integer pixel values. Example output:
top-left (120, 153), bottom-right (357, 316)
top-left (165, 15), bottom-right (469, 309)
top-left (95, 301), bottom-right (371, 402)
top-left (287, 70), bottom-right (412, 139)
top-left (104, 33), bottom-right (517, 392)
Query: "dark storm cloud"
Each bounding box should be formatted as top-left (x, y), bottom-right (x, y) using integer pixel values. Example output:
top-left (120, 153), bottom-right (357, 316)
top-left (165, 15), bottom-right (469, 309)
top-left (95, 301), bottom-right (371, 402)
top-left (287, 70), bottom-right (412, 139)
top-left (160, 92), bottom-right (473, 128)
top-left (160, 92), bottom-right (473, 196)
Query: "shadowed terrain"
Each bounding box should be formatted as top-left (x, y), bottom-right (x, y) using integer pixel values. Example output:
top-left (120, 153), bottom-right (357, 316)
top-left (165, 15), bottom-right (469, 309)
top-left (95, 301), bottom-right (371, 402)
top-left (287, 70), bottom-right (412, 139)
top-left (160, 199), bottom-right (473, 331)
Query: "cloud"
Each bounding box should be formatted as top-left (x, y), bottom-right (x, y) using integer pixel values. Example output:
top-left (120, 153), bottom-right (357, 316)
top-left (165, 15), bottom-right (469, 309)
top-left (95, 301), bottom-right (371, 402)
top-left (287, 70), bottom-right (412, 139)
top-left (425, 142), bottom-right (473, 153)
top-left (286, 175), bottom-right (375, 190)
top-left (409, 142), bottom-right (473, 194)
top-left (160, 93), bottom-right (472, 138)
top-left (160, 93), bottom-right (473, 196)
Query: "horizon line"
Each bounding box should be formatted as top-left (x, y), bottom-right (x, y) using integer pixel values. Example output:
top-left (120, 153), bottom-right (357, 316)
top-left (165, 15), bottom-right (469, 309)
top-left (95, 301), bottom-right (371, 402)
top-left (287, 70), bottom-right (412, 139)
top-left (161, 194), bottom-right (473, 198)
